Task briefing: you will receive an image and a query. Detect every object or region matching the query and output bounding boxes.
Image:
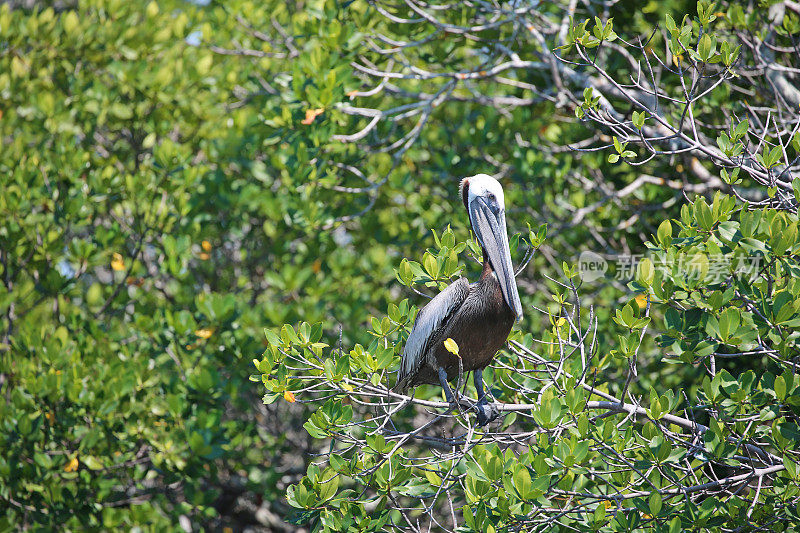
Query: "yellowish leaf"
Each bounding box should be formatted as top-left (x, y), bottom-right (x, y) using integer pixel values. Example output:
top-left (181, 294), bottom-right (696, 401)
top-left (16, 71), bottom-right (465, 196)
top-left (146, 1), bottom-right (159, 17)
top-left (63, 11), bottom-right (79, 34)
top-left (284, 390), bottom-right (296, 403)
top-left (423, 469), bottom-right (442, 486)
top-left (635, 293), bottom-right (648, 309)
top-left (64, 457), bottom-right (79, 472)
top-left (195, 328), bottom-right (214, 339)
top-left (142, 133), bottom-right (157, 149)
top-left (196, 54), bottom-right (213, 75)
top-left (111, 252), bottom-right (125, 271)
top-left (201, 240), bottom-right (212, 252)
top-left (11, 56), bottom-right (29, 78)
top-left (443, 338), bottom-right (459, 355)
top-left (301, 108), bottom-right (324, 125)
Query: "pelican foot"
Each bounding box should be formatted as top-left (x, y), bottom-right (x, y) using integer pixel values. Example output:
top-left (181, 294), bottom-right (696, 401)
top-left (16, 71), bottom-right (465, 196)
top-left (475, 401), bottom-right (500, 426)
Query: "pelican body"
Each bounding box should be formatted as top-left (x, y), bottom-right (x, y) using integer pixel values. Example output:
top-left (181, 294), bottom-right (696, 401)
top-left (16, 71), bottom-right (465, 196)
top-left (395, 174), bottom-right (523, 425)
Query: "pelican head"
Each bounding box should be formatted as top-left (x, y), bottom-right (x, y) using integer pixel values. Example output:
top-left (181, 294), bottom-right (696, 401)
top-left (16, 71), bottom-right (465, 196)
top-left (459, 174), bottom-right (523, 322)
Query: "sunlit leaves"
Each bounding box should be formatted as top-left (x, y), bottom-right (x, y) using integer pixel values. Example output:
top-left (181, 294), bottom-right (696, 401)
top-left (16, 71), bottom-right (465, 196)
top-left (8, 0), bottom-right (800, 529)
top-left (0, 1), bottom-right (296, 526)
top-left (63, 457), bottom-right (79, 473)
top-left (656, 219), bottom-right (673, 248)
top-left (632, 110), bottom-right (646, 129)
top-left (443, 337), bottom-right (459, 355)
top-left (756, 145), bottom-right (784, 170)
top-left (695, 34), bottom-right (717, 63)
top-left (608, 136), bottom-right (636, 164)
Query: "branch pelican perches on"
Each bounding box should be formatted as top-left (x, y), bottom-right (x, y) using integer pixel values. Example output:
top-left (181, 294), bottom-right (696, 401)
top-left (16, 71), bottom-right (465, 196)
top-left (394, 174), bottom-right (523, 426)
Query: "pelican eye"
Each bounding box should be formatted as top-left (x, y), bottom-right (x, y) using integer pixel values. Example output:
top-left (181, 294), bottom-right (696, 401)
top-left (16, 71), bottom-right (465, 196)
top-left (485, 193), bottom-right (501, 213)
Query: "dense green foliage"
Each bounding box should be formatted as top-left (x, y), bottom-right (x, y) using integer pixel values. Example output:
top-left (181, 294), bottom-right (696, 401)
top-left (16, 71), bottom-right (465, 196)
top-left (265, 192), bottom-right (800, 532)
top-left (0, 1), bottom-right (291, 529)
top-left (1, 0), bottom-right (799, 530)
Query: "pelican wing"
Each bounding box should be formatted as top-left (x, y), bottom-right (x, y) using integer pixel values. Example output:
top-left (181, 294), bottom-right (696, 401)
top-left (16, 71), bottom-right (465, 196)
top-left (395, 278), bottom-right (469, 392)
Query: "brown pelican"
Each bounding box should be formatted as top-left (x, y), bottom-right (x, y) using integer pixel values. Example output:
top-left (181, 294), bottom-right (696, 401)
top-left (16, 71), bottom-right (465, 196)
top-left (395, 174), bottom-right (523, 426)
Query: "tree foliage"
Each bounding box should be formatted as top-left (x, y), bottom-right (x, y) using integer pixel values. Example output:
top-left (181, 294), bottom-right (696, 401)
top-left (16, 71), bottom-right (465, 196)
top-left (0, 1), bottom-right (299, 529)
top-left (265, 192), bottom-right (800, 531)
top-left (250, 0), bottom-right (800, 531)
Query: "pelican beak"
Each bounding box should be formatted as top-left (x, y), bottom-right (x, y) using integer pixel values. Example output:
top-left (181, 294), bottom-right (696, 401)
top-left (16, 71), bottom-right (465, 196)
top-left (470, 198), bottom-right (524, 322)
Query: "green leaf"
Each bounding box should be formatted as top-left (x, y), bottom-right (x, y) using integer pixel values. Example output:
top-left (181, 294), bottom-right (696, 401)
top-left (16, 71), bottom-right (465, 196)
top-left (512, 465), bottom-right (532, 500)
top-left (632, 111), bottom-right (645, 129)
top-left (775, 375), bottom-right (787, 400)
top-left (265, 328), bottom-right (282, 347)
top-left (733, 119), bottom-right (749, 140)
top-left (637, 257), bottom-right (655, 287)
top-left (784, 456), bottom-right (799, 480)
top-left (146, 1), bottom-right (159, 17)
top-left (594, 503), bottom-right (607, 523)
top-left (648, 491), bottom-right (662, 516)
top-left (657, 219), bottom-right (673, 248)
top-left (63, 11), bottom-right (79, 34)
top-left (196, 54), bottom-right (213, 75)
top-left (718, 307), bottom-right (740, 341)
top-left (697, 34), bottom-right (716, 62)
top-left (665, 14), bottom-right (677, 33)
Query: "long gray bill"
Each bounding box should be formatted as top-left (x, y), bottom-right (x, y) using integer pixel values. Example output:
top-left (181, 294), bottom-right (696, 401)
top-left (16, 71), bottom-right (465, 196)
top-left (470, 198), bottom-right (524, 322)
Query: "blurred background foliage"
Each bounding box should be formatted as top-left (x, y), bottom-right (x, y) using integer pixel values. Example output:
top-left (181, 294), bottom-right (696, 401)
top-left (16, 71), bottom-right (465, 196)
top-left (1, 0), bottom-right (798, 530)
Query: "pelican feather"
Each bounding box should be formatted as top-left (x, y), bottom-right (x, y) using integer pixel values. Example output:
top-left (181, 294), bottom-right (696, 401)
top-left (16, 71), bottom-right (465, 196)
top-left (394, 278), bottom-right (469, 393)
